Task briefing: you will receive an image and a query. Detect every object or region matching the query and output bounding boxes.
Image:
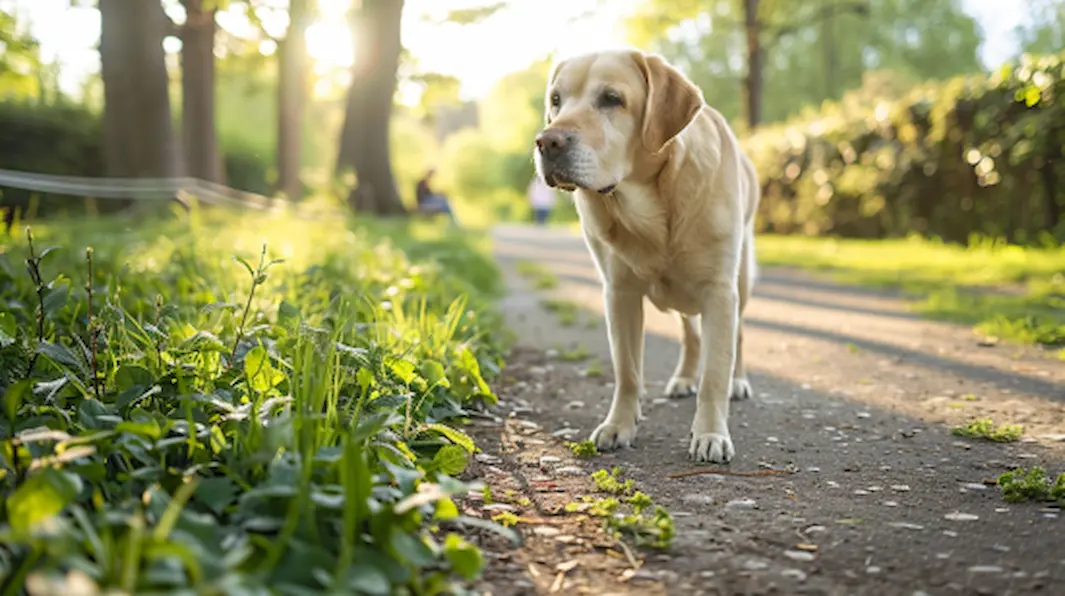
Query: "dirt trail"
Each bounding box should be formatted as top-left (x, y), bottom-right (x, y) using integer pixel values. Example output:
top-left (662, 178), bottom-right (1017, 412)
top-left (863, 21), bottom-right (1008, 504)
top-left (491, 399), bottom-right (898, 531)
top-left (469, 224), bottom-right (1065, 596)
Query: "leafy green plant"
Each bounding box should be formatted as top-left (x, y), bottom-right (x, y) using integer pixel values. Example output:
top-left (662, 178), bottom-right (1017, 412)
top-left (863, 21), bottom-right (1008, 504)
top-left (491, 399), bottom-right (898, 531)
top-left (515, 261), bottom-right (558, 290)
top-left (567, 440), bottom-right (599, 458)
top-left (952, 417), bottom-right (1024, 442)
top-left (592, 467), bottom-right (634, 495)
top-left (998, 466), bottom-right (1065, 504)
top-left (0, 212), bottom-right (513, 593)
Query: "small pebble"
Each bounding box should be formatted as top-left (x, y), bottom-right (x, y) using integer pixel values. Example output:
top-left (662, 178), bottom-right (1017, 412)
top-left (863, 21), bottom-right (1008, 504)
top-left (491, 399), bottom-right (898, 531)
top-left (866, 566), bottom-right (881, 575)
top-left (889, 522), bottom-right (924, 530)
top-left (854, 489), bottom-right (870, 496)
top-left (891, 484), bottom-right (911, 492)
top-left (883, 500), bottom-right (899, 507)
top-left (682, 494), bottom-right (715, 507)
top-left (968, 565), bottom-right (1004, 574)
top-left (944, 512), bottom-right (979, 521)
top-left (533, 526), bottom-right (560, 537)
top-left (857, 412), bottom-right (871, 419)
top-left (784, 550), bottom-right (816, 562)
top-left (781, 569), bottom-right (808, 581)
top-left (726, 498), bottom-right (758, 510)
top-left (742, 559), bottom-right (769, 571)
top-left (555, 466), bottom-right (584, 476)
top-left (565, 401), bottom-right (585, 410)
top-left (806, 466), bottom-right (822, 473)
top-left (539, 456), bottom-right (561, 466)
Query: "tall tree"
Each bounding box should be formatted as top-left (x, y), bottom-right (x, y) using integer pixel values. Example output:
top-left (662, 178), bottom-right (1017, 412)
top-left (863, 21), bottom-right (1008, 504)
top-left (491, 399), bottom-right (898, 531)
top-left (99, 0), bottom-right (180, 180)
top-left (178, 0), bottom-right (224, 183)
top-left (276, 0), bottom-right (310, 201)
top-left (335, 0), bottom-right (407, 215)
top-left (626, 0), bottom-right (979, 129)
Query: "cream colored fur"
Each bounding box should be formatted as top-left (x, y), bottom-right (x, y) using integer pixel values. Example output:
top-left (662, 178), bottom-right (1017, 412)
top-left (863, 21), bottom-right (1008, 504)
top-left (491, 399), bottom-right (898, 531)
top-left (533, 48), bottom-right (760, 463)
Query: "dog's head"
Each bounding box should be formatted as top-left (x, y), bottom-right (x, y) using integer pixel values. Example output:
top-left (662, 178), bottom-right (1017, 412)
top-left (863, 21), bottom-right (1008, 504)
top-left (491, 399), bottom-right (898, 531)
top-left (533, 49), bottom-right (704, 194)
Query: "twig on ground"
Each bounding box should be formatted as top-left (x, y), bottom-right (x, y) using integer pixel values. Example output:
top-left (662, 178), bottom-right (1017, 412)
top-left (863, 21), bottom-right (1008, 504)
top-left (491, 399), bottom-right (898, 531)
top-left (666, 468), bottom-right (796, 479)
top-left (615, 539), bottom-right (641, 570)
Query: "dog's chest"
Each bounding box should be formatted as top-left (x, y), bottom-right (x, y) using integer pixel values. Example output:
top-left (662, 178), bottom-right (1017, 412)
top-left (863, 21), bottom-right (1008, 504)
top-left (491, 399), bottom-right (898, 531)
top-left (579, 189), bottom-right (703, 314)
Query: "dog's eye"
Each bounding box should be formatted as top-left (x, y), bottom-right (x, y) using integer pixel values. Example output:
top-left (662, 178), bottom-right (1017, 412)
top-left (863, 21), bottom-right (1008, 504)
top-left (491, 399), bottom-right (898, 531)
top-left (598, 90), bottom-right (624, 108)
top-left (549, 92), bottom-right (561, 108)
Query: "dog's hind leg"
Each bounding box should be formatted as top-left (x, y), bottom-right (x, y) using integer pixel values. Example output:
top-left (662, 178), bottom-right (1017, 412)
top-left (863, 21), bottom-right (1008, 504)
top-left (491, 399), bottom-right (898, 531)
top-left (731, 228), bottom-right (756, 401)
top-left (665, 313), bottom-right (700, 398)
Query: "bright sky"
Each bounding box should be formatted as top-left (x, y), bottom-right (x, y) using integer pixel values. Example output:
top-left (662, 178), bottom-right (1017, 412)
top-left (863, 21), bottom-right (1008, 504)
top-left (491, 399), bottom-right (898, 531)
top-left (5, 0), bottom-right (1036, 103)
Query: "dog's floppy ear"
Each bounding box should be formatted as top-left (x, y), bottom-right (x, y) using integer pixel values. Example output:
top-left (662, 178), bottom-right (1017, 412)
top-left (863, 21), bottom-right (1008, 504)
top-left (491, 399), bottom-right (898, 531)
top-left (544, 58), bottom-right (568, 125)
top-left (635, 52), bottom-right (704, 154)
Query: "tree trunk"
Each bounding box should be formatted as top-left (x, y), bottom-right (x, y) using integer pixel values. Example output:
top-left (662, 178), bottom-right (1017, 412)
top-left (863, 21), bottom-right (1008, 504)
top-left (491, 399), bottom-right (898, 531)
top-left (277, 0), bottom-right (309, 201)
top-left (742, 0), bottom-right (764, 130)
top-left (335, 0), bottom-right (407, 216)
top-left (180, 0), bottom-right (223, 184)
top-left (99, 0), bottom-right (180, 183)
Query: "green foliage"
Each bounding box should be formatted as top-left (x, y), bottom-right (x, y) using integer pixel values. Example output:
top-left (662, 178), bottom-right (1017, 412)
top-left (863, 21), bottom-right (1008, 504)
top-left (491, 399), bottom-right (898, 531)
top-left (998, 466), bottom-right (1065, 504)
top-left (591, 467), bottom-right (634, 495)
top-left (951, 418), bottom-right (1024, 442)
top-left (0, 102), bottom-right (273, 218)
top-left (567, 440), bottom-right (599, 458)
top-left (626, 0), bottom-right (981, 126)
top-left (746, 51), bottom-right (1065, 245)
top-left (0, 210), bottom-right (513, 592)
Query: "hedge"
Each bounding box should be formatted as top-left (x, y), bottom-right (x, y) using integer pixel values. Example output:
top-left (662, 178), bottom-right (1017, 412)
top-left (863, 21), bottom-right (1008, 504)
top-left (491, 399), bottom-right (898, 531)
top-left (0, 102), bottom-right (270, 220)
top-left (744, 52), bottom-right (1065, 245)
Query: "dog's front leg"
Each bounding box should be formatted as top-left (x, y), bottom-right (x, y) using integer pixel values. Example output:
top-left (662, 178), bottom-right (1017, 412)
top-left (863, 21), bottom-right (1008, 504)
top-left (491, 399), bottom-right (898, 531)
top-left (689, 283), bottom-right (739, 463)
top-left (590, 286), bottom-right (645, 450)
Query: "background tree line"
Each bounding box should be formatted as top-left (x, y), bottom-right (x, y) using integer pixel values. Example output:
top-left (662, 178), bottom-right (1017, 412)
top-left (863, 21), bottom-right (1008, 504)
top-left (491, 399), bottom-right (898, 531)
top-left (1, 0), bottom-right (1063, 242)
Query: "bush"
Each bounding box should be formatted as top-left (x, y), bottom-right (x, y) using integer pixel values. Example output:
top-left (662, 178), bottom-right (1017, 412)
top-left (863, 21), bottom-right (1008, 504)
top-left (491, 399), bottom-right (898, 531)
top-left (0, 211), bottom-right (511, 592)
top-left (744, 53), bottom-right (1065, 245)
top-left (0, 103), bottom-right (273, 219)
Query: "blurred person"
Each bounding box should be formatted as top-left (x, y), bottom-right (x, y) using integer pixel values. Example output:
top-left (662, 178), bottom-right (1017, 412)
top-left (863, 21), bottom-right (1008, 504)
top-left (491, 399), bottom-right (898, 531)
top-left (527, 173), bottom-right (556, 225)
top-left (415, 169), bottom-right (458, 223)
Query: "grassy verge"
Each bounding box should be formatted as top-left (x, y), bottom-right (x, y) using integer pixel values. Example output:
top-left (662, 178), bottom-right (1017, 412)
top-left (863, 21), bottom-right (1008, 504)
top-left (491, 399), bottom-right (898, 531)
top-left (756, 234), bottom-right (1065, 347)
top-left (0, 207), bottom-right (514, 593)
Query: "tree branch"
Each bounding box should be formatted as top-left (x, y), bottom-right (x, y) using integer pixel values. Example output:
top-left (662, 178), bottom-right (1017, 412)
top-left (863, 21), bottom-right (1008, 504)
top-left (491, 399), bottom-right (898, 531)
top-left (764, 1), bottom-right (869, 46)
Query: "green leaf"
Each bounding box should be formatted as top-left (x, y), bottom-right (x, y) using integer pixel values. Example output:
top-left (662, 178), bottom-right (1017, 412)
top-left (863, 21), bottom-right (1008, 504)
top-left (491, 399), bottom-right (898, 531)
top-left (41, 278), bottom-right (71, 315)
top-left (115, 419), bottom-right (163, 441)
top-left (1023, 85), bottom-right (1040, 107)
top-left (7, 468), bottom-right (82, 535)
top-left (347, 563), bottom-right (391, 595)
top-left (194, 477), bottom-right (238, 515)
top-left (37, 341), bottom-right (84, 373)
top-left (421, 423), bottom-right (476, 453)
top-left (442, 533), bottom-right (483, 580)
top-left (0, 312), bottom-right (16, 347)
top-left (3, 379), bottom-right (31, 422)
top-left (115, 365), bottom-right (154, 391)
top-left (420, 360), bottom-right (450, 388)
top-left (356, 367), bottom-right (375, 394)
top-left (435, 496), bottom-right (459, 520)
top-left (277, 300), bottom-right (301, 325)
top-left (233, 255), bottom-right (256, 276)
top-left (389, 358), bottom-right (417, 384)
top-left (244, 346), bottom-right (285, 393)
top-left (430, 444), bottom-right (468, 476)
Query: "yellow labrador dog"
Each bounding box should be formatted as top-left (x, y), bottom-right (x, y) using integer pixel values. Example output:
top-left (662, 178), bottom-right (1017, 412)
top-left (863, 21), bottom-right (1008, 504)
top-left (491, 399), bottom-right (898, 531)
top-left (533, 49), bottom-right (759, 463)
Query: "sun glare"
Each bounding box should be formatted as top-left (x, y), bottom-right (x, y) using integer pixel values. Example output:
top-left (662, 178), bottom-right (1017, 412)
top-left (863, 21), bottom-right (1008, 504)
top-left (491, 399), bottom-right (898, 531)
top-left (305, 22), bottom-right (354, 68)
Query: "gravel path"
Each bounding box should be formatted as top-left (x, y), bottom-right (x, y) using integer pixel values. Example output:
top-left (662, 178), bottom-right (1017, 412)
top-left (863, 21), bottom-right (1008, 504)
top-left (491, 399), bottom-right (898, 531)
top-left (470, 224), bottom-right (1065, 596)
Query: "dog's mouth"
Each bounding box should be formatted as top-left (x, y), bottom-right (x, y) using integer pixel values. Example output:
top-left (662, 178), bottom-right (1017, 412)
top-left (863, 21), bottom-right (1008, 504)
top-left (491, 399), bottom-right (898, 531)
top-left (544, 173), bottom-right (616, 195)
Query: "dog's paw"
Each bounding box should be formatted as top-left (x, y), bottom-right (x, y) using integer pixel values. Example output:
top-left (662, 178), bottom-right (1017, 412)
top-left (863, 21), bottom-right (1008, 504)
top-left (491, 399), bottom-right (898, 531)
top-left (730, 377), bottom-right (753, 401)
top-left (688, 432), bottom-right (735, 463)
top-left (664, 375), bottom-right (698, 399)
top-left (590, 417), bottom-right (638, 451)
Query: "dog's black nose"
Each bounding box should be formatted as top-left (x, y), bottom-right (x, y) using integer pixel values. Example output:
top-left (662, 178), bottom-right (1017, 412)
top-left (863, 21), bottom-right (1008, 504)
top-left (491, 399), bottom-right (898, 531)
top-left (535, 129), bottom-right (576, 161)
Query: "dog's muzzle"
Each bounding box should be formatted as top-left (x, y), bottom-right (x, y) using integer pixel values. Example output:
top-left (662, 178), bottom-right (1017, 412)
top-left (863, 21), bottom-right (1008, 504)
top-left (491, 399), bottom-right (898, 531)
top-left (535, 128), bottom-right (580, 190)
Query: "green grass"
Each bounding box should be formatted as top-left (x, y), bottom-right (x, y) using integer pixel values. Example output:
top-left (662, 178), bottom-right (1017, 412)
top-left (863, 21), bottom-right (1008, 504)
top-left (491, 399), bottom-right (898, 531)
top-left (756, 234), bottom-right (1065, 346)
top-left (514, 261), bottom-right (558, 290)
top-left (951, 417), bottom-right (1024, 442)
top-left (0, 207), bottom-right (516, 593)
top-left (540, 298), bottom-right (579, 327)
